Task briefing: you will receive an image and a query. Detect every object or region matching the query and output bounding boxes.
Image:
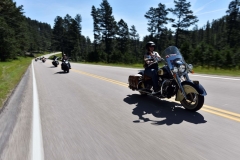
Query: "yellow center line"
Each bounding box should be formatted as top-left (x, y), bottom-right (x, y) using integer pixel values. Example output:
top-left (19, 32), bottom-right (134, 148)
top-left (204, 105), bottom-right (240, 118)
top-left (167, 98), bottom-right (240, 122)
top-left (201, 108), bottom-right (240, 122)
top-left (72, 69), bottom-right (128, 87)
top-left (72, 69), bottom-right (240, 122)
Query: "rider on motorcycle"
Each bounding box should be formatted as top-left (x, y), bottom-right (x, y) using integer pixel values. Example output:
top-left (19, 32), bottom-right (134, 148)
top-left (42, 56), bottom-right (46, 62)
top-left (143, 41), bottom-right (162, 94)
top-left (53, 55), bottom-right (58, 61)
top-left (61, 54), bottom-right (71, 69)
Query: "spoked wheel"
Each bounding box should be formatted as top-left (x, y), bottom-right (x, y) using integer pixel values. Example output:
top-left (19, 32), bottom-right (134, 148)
top-left (180, 93), bottom-right (204, 112)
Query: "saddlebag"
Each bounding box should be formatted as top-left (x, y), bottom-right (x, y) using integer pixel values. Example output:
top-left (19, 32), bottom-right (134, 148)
top-left (128, 74), bottom-right (142, 90)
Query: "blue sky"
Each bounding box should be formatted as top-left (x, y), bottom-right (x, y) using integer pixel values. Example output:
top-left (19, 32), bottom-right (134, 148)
top-left (14, 0), bottom-right (232, 41)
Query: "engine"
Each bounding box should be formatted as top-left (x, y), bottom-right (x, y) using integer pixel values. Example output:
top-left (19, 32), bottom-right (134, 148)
top-left (160, 79), bottom-right (177, 98)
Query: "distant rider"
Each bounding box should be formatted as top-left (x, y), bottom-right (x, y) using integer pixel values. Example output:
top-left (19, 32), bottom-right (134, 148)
top-left (53, 55), bottom-right (58, 61)
top-left (61, 54), bottom-right (71, 69)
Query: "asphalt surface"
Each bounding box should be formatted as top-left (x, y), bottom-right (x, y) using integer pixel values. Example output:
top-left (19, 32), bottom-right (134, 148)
top-left (0, 55), bottom-right (240, 160)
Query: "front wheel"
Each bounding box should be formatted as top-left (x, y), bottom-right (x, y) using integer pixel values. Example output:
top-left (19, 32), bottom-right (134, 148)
top-left (180, 93), bottom-right (204, 112)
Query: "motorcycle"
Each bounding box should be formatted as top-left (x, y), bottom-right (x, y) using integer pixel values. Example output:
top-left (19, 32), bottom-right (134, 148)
top-left (61, 60), bottom-right (70, 73)
top-left (42, 57), bottom-right (46, 63)
top-left (128, 46), bottom-right (207, 112)
top-left (52, 57), bottom-right (59, 67)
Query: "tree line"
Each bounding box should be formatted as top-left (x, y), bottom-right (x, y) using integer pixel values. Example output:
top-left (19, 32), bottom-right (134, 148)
top-left (1, 0), bottom-right (240, 69)
top-left (0, 0), bottom-right (52, 61)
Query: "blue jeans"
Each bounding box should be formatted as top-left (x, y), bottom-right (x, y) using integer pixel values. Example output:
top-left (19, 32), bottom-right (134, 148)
top-left (144, 68), bottom-right (160, 92)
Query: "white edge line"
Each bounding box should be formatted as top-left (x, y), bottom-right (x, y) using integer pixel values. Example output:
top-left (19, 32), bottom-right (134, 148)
top-left (31, 62), bottom-right (44, 160)
top-left (190, 74), bottom-right (240, 81)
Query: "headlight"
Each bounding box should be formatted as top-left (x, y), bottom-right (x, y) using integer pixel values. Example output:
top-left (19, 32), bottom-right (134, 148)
top-left (188, 64), bottom-right (193, 70)
top-left (179, 64), bottom-right (186, 73)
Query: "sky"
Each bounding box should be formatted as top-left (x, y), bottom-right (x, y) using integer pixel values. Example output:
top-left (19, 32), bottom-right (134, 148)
top-left (14, 0), bottom-right (233, 41)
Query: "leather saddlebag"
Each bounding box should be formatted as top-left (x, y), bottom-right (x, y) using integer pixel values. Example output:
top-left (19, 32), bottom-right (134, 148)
top-left (128, 74), bottom-right (142, 90)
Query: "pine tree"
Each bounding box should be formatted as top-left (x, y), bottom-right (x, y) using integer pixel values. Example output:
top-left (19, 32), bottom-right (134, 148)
top-left (0, 0), bottom-right (26, 61)
top-left (97, 0), bottom-right (117, 62)
top-left (226, 0), bottom-right (240, 47)
top-left (144, 7), bottom-right (155, 37)
top-left (191, 25), bottom-right (198, 48)
top-left (116, 19), bottom-right (129, 55)
top-left (205, 21), bottom-right (211, 45)
top-left (91, 6), bottom-right (101, 52)
top-left (129, 25), bottom-right (140, 60)
top-left (169, 0), bottom-right (198, 47)
top-left (145, 3), bottom-right (172, 37)
top-left (69, 18), bottom-right (81, 61)
top-left (52, 16), bottom-right (65, 55)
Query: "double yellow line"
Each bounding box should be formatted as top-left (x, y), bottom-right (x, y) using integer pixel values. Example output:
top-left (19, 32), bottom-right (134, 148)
top-left (167, 98), bottom-right (240, 122)
top-left (72, 69), bottom-right (240, 122)
top-left (202, 106), bottom-right (240, 122)
top-left (73, 69), bottom-right (128, 87)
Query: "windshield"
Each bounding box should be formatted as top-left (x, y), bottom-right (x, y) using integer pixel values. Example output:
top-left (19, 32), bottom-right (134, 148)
top-left (161, 46), bottom-right (185, 70)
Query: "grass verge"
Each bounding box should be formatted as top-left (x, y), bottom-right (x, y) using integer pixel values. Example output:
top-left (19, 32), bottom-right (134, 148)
top-left (192, 66), bottom-right (240, 77)
top-left (0, 57), bottom-right (32, 108)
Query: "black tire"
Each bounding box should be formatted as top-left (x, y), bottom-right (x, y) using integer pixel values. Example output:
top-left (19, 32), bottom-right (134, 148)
top-left (180, 93), bottom-right (204, 112)
top-left (54, 65), bottom-right (57, 67)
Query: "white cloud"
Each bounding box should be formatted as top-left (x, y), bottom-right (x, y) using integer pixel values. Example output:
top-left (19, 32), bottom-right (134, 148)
top-left (194, 0), bottom-right (216, 14)
top-left (196, 8), bottom-right (227, 16)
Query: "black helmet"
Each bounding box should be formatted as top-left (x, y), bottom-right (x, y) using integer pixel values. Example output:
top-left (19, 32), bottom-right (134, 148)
top-left (145, 41), bottom-right (155, 49)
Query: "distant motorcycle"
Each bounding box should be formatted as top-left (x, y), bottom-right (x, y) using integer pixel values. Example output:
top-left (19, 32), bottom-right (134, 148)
top-left (128, 46), bottom-right (207, 112)
top-left (42, 57), bottom-right (46, 63)
top-left (52, 57), bottom-right (59, 67)
top-left (61, 60), bottom-right (70, 73)
top-left (35, 58), bottom-right (38, 62)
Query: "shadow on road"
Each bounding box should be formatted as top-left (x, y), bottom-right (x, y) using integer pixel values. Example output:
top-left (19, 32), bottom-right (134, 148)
top-left (123, 94), bottom-right (207, 126)
top-left (55, 71), bottom-right (68, 74)
top-left (49, 66), bottom-right (57, 68)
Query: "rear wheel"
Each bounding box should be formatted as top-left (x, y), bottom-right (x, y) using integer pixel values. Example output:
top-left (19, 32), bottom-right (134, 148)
top-left (180, 93), bottom-right (204, 112)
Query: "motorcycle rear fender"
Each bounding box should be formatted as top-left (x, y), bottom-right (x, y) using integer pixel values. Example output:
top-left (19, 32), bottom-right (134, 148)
top-left (175, 81), bottom-right (207, 101)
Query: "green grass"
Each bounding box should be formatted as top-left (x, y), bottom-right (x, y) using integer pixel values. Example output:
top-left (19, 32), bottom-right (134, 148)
top-left (0, 57), bottom-right (32, 108)
top-left (192, 66), bottom-right (240, 77)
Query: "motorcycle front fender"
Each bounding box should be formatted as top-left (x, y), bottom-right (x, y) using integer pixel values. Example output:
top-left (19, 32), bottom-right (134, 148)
top-left (175, 81), bottom-right (207, 101)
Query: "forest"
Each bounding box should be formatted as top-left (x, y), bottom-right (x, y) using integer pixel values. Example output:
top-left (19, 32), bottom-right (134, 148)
top-left (0, 0), bottom-right (240, 69)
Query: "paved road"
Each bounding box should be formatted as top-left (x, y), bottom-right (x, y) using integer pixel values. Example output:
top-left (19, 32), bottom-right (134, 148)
top-left (0, 56), bottom-right (240, 160)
